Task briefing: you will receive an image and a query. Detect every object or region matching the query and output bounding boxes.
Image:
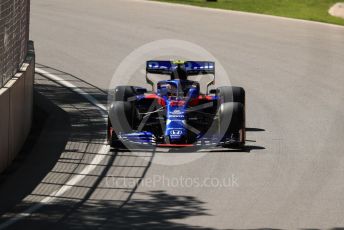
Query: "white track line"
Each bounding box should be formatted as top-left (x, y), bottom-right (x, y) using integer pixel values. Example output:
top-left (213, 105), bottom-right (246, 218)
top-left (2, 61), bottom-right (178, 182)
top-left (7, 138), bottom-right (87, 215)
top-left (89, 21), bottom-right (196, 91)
top-left (0, 68), bottom-right (110, 229)
top-left (36, 68), bottom-right (107, 112)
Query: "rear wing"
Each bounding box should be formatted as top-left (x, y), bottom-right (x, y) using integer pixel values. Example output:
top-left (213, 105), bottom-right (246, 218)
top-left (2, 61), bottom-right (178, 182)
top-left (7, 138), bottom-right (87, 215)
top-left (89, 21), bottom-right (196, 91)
top-left (146, 60), bottom-right (215, 75)
top-left (146, 60), bottom-right (173, 75)
top-left (146, 60), bottom-right (215, 92)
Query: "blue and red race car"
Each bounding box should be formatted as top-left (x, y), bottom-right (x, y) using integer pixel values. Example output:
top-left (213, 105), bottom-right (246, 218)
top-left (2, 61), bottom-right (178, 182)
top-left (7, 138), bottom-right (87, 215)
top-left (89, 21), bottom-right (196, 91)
top-left (108, 60), bottom-right (245, 149)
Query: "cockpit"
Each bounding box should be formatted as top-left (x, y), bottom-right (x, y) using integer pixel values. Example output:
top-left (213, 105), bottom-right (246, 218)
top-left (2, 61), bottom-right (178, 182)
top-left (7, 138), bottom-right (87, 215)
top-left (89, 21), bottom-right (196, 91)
top-left (157, 80), bottom-right (200, 98)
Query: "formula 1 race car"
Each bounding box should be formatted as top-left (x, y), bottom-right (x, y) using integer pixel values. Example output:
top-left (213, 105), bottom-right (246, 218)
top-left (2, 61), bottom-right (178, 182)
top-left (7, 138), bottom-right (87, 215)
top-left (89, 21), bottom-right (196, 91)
top-left (108, 60), bottom-right (245, 149)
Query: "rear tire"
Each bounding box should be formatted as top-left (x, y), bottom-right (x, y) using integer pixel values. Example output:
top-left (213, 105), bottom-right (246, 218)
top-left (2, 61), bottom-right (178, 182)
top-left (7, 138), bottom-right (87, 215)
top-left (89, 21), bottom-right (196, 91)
top-left (216, 86), bottom-right (245, 104)
top-left (113, 86), bottom-right (136, 102)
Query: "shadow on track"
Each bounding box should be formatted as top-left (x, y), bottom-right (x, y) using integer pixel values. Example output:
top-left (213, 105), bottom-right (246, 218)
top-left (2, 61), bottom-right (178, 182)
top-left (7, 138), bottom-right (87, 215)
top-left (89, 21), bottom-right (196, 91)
top-left (246, 127), bottom-right (265, 132)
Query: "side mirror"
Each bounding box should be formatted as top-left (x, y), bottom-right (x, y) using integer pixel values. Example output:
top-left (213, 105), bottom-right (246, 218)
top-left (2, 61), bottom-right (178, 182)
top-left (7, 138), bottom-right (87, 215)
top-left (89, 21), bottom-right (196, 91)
top-left (135, 88), bottom-right (147, 95)
top-left (209, 89), bottom-right (217, 94)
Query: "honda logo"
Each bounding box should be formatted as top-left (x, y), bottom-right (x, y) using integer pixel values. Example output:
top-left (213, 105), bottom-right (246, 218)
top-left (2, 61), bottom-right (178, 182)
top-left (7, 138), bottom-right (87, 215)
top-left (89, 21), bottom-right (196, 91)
top-left (170, 130), bottom-right (182, 135)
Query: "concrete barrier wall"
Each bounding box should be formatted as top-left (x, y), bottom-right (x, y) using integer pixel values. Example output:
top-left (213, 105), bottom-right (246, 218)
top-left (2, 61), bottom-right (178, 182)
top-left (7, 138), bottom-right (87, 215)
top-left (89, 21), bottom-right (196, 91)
top-left (0, 88), bottom-right (10, 172)
top-left (0, 41), bottom-right (35, 173)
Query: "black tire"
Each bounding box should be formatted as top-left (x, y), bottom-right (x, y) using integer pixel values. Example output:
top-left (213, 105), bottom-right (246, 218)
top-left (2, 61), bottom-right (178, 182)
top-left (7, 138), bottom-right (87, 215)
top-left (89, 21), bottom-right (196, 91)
top-left (109, 85), bottom-right (146, 149)
top-left (107, 118), bottom-right (113, 146)
top-left (108, 101), bottom-right (136, 149)
top-left (216, 86), bottom-right (245, 105)
top-left (217, 86), bottom-right (246, 147)
top-left (218, 102), bottom-right (245, 147)
top-left (113, 86), bottom-right (137, 102)
top-left (107, 118), bottom-right (123, 148)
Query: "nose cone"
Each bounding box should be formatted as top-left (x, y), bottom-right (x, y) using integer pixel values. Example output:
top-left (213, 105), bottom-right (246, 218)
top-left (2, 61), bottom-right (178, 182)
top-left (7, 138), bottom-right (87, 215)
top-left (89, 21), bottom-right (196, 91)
top-left (165, 100), bottom-right (187, 143)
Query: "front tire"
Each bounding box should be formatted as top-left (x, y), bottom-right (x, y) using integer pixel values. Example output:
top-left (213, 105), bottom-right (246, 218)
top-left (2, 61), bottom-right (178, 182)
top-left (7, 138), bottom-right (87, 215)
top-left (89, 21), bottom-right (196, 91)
top-left (107, 118), bottom-right (123, 149)
top-left (108, 101), bottom-right (136, 149)
top-left (219, 102), bottom-right (245, 148)
top-left (216, 86), bottom-right (246, 147)
top-left (108, 85), bottom-right (142, 149)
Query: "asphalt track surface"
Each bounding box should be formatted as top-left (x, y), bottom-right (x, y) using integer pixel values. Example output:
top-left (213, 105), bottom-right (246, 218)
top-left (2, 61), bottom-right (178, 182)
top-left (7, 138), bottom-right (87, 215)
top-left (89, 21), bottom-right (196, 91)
top-left (1, 0), bottom-right (344, 229)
